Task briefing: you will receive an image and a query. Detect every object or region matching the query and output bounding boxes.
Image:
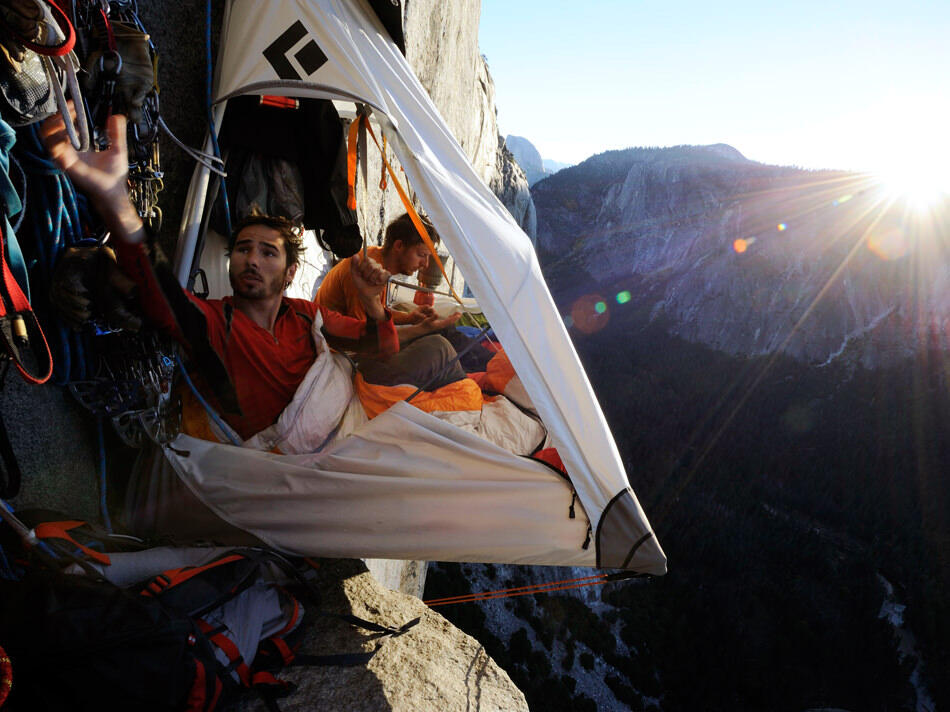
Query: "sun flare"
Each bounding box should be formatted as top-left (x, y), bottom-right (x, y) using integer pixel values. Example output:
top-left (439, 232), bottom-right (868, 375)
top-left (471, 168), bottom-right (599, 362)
top-left (876, 160), bottom-right (950, 212)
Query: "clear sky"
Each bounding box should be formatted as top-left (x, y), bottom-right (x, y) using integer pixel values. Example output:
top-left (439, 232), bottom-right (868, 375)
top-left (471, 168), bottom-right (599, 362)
top-left (479, 0), bottom-right (950, 185)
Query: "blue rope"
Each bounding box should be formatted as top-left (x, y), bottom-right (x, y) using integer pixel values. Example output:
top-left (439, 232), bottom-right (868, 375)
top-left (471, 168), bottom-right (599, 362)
top-left (175, 353), bottom-right (242, 446)
top-left (16, 124), bottom-right (91, 383)
top-left (206, 0), bottom-right (232, 238)
top-left (0, 541), bottom-right (16, 580)
top-left (96, 417), bottom-right (113, 533)
top-left (1, 499), bottom-right (59, 561)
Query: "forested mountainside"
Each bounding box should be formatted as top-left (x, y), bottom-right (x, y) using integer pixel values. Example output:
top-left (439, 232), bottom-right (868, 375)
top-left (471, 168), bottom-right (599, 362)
top-left (428, 144), bottom-right (949, 711)
top-left (429, 306), bottom-right (949, 710)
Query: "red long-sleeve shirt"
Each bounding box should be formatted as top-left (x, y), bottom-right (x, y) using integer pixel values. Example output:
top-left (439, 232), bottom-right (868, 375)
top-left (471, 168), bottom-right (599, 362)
top-left (116, 241), bottom-right (398, 439)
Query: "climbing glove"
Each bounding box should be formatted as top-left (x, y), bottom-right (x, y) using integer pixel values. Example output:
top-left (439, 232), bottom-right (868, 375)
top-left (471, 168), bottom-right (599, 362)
top-left (50, 245), bottom-right (142, 332)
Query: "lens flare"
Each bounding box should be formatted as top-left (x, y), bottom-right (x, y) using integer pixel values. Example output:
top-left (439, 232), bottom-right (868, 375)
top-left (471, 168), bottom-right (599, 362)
top-left (616, 290), bottom-right (632, 304)
top-left (777, 223), bottom-right (787, 232)
top-left (878, 163), bottom-right (949, 212)
top-left (867, 226), bottom-right (910, 261)
top-left (832, 194), bottom-right (853, 207)
top-left (733, 238), bottom-right (748, 253)
top-left (570, 294), bottom-right (610, 334)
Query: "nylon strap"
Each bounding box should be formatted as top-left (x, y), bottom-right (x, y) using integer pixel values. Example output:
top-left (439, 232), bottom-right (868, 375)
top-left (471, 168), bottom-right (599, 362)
top-left (379, 132), bottom-right (388, 190)
top-left (359, 114), bottom-right (462, 303)
top-left (346, 117), bottom-right (359, 211)
top-left (14, 0), bottom-right (76, 57)
top-left (197, 619), bottom-right (251, 686)
top-left (0, 222), bottom-right (52, 384)
top-left (33, 521), bottom-right (112, 566)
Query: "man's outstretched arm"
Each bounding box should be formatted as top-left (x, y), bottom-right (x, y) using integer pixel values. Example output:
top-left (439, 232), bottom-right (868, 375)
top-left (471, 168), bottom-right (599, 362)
top-left (40, 106), bottom-right (188, 339)
top-left (40, 107), bottom-right (145, 245)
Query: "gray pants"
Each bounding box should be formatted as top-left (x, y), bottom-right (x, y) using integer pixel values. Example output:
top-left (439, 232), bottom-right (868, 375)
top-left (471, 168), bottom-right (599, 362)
top-left (357, 333), bottom-right (465, 391)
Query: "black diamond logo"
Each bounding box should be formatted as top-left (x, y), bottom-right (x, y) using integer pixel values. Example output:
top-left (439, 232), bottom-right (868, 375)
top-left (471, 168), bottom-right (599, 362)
top-left (294, 41), bottom-right (327, 76)
top-left (263, 22), bottom-right (327, 80)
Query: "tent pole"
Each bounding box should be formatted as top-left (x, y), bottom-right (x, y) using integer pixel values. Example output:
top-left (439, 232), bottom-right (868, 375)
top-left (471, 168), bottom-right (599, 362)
top-left (173, 102), bottom-right (228, 286)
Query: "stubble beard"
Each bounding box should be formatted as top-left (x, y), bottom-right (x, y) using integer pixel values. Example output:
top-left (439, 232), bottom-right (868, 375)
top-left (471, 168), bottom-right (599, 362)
top-left (229, 268), bottom-right (285, 301)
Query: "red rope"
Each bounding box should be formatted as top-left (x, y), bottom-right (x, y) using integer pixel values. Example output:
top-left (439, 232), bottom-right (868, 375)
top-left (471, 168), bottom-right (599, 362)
top-left (0, 644), bottom-right (11, 707)
top-left (424, 573), bottom-right (612, 607)
top-left (98, 6), bottom-right (116, 52)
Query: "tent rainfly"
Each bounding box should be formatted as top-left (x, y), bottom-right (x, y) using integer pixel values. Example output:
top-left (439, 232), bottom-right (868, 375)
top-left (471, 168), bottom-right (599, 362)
top-left (170, 0), bottom-right (667, 575)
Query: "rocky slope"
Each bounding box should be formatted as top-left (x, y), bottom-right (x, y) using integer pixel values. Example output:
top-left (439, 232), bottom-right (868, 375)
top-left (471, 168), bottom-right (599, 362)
top-left (236, 560), bottom-right (527, 712)
top-left (506, 135), bottom-right (550, 186)
top-left (534, 145), bottom-right (949, 367)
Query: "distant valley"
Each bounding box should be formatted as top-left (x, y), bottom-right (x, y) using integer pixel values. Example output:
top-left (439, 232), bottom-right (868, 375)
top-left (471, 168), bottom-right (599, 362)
top-left (430, 141), bottom-right (950, 711)
top-left (533, 144), bottom-right (948, 368)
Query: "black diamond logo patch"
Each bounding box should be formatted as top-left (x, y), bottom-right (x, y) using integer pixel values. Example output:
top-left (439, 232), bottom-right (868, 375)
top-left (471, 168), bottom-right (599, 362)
top-left (263, 21), bottom-right (327, 80)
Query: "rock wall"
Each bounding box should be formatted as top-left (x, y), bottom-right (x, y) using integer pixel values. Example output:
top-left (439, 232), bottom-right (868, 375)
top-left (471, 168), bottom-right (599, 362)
top-left (6, 1), bottom-right (531, 704)
top-left (351, 0), bottom-right (535, 249)
top-left (9, 0), bottom-right (534, 512)
top-left (234, 559), bottom-right (527, 712)
top-left (506, 135), bottom-right (550, 187)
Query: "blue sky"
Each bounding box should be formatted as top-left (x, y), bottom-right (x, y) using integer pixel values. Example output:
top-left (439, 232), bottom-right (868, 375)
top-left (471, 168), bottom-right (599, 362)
top-left (479, 0), bottom-right (950, 182)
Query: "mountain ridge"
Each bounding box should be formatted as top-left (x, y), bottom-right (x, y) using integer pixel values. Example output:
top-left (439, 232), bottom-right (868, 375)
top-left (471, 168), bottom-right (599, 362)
top-left (534, 143), bottom-right (948, 367)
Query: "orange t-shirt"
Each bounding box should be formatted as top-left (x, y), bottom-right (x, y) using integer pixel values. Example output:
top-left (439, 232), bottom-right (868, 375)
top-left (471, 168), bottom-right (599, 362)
top-left (316, 245), bottom-right (415, 324)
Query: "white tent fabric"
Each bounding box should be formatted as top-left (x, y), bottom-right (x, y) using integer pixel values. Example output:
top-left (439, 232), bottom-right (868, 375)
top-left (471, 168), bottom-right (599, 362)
top-left (173, 0), bottom-right (666, 574)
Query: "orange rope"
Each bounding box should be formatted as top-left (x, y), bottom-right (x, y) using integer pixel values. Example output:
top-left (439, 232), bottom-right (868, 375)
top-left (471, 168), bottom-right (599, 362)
top-left (360, 114), bottom-right (463, 303)
top-left (346, 117), bottom-right (360, 211)
top-left (424, 573), bottom-right (613, 607)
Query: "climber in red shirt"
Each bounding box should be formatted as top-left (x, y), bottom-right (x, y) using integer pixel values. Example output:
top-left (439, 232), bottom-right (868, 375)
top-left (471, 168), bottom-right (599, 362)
top-left (41, 107), bottom-right (397, 439)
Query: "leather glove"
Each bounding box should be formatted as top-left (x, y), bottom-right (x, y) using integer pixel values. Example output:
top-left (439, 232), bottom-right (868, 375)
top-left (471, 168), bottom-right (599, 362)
top-left (82, 21), bottom-right (155, 127)
top-left (50, 245), bottom-right (142, 332)
top-left (0, 0), bottom-right (43, 62)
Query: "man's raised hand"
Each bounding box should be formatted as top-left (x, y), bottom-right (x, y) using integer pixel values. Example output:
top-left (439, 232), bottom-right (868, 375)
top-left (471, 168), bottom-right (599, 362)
top-left (40, 103), bottom-right (144, 241)
top-left (350, 252), bottom-right (390, 321)
top-left (40, 103), bottom-right (128, 205)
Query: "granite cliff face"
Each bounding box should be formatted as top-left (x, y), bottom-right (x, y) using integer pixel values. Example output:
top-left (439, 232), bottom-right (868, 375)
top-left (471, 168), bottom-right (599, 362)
top-left (506, 135), bottom-right (550, 186)
top-left (535, 145), bottom-right (949, 367)
top-left (7, 1), bottom-right (534, 707)
top-left (347, 1), bottom-right (536, 242)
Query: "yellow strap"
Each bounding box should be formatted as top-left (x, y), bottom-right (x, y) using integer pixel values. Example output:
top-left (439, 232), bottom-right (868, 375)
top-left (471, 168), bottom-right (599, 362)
top-left (360, 115), bottom-right (462, 303)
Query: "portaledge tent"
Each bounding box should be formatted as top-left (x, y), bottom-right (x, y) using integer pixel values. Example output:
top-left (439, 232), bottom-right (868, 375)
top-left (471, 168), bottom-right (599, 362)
top-left (170, 0), bottom-right (666, 574)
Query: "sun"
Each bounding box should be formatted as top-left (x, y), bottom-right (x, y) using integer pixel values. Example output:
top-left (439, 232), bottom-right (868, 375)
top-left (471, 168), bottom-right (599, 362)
top-left (881, 171), bottom-right (950, 211)
top-left (875, 158), bottom-right (950, 212)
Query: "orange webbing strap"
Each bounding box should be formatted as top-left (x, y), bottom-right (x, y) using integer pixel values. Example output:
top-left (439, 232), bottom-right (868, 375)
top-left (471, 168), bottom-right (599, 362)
top-left (33, 521), bottom-right (111, 566)
top-left (346, 117), bottom-right (360, 211)
top-left (359, 114), bottom-right (463, 304)
top-left (379, 132), bottom-right (388, 190)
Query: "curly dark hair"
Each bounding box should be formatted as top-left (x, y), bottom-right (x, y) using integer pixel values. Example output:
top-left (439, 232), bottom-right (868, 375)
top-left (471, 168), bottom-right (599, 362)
top-left (228, 208), bottom-right (306, 268)
top-left (382, 212), bottom-right (439, 251)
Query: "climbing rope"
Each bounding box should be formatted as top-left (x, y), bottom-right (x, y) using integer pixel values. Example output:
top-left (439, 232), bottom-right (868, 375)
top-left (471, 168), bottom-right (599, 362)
top-left (14, 124), bottom-right (91, 385)
top-left (424, 570), bottom-right (644, 608)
